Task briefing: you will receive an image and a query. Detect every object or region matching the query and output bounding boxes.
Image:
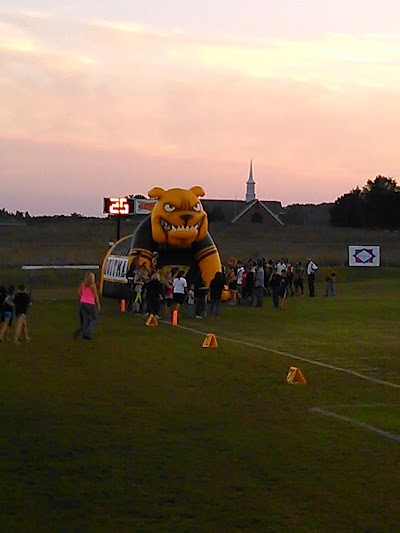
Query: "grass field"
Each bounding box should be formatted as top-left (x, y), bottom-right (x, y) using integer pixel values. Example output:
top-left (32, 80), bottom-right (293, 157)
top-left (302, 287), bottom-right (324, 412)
top-left (1, 269), bottom-right (400, 532)
top-left (0, 269), bottom-right (400, 532)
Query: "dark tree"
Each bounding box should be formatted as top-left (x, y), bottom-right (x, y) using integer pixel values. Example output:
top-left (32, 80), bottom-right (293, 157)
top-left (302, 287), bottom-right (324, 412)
top-left (362, 176), bottom-right (400, 229)
top-left (330, 187), bottom-right (366, 227)
top-left (330, 176), bottom-right (400, 229)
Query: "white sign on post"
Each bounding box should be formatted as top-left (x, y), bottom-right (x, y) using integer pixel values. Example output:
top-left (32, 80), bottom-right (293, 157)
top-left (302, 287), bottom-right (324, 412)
top-left (348, 246), bottom-right (380, 267)
top-left (134, 198), bottom-right (156, 215)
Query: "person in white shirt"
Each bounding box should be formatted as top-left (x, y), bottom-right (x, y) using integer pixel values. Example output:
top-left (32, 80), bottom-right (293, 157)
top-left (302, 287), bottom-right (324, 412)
top-left (276, 258), bottom-right (287, 275)
top-left (306, 258), bottom-right (318, 297)
top-left (173, 270), bottom-right (187, 315)
top-left (236, 261), bottom-right (245, 304)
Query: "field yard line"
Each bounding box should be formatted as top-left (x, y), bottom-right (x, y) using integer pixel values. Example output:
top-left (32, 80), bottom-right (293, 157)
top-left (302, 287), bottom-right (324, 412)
top-left (310, 408), bottom-right (400, 443)
top-left (176, 324), bottom-right (400, 390)
top-left (316, 403), bottom-right (400, 409)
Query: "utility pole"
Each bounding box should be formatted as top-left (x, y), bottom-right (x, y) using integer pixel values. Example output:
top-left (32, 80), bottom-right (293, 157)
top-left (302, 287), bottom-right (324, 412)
top-left (116, 214), bottom-right (121, 241)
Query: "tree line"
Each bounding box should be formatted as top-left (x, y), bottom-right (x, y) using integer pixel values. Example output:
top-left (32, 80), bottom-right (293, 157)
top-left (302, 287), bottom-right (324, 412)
top-left (2, 177), bottom-right (399, 229)
top-left (0, 209), bottom-right (94, 221)
top-left (0, 208), bottom-right (31, 220)
top-left (330, 176), bottom-right (400, 229)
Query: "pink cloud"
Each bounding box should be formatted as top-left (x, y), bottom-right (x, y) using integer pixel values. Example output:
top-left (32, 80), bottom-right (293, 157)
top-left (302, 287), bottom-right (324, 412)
top-left (0, 11), bottom-right (399, 215)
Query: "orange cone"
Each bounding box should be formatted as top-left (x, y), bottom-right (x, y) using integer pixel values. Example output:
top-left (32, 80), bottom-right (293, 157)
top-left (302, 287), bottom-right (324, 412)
top-left (286, 366), bottom-right (306, 384)
top-left (172, 310), bottom-right (178, 326)
top-left (120, 299), bottom-right (126, 312)
top-left (202, 333), bottom-right (218, 348)
top-left (146, 314), bottom-right (159, 326)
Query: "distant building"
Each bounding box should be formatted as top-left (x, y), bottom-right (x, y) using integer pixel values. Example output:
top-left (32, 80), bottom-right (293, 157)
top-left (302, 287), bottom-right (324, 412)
top-left (132, 161), bottom-right (284, 225)
top-left (201, 198), bottom-right (283, 225)
top-left (202, 161), bottom-right (283, 225)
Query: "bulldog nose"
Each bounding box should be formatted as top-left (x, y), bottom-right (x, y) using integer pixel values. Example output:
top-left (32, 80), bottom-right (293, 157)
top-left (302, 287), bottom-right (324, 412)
top-left (180, 214), bottom-right (193, 224)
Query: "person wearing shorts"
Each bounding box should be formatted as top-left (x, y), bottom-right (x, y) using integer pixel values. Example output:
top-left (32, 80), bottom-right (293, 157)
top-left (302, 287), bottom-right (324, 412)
top-left (172, 271), bottom-right (187, 315)
top-left (0, 285), bottom-right (15, 342)
top-left (13, 283), bottom-right (32, 344)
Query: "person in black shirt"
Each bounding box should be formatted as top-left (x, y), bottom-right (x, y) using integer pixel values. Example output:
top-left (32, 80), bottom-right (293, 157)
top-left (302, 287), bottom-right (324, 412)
top-left (145, 272), bottom-right (164, 318)
top-left (13, 284), bottom-right (31, 344)
top-left (293, 262), bottom-right (305, 296)
top-left (194, 277), bottom-right (208, 318)
top-left (279, 269), bottom-right (289, 310)
top-left (208, 271), bottom-right (224, 317)
top-left (243, 264), bottom-right (255, 305)
top-left (125, 263), bottom-right (135, 312)
top-left (268, 267), bottom-right (281, 310)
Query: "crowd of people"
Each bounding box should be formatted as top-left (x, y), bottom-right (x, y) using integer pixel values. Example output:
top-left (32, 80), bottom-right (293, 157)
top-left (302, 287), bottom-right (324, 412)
top-left (217, 256), bottom-right (326, 311)
top-left (124, 252), bottom-right (210, 321)
top-left (123, 253), bottom-right (336, 322)
top-left (1, 255), bottom-right (336, 344)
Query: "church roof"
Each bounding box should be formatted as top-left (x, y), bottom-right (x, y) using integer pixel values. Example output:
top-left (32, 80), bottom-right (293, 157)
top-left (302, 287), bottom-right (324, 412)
top-left (201, 198), bottom-right (283, 224)
top-left (231, 200), bottom-right (284, 225)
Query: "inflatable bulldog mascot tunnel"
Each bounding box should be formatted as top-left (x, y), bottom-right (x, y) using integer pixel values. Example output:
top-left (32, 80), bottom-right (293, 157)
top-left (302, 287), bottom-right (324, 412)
top-left (100, 186), bottom-right (223, 300)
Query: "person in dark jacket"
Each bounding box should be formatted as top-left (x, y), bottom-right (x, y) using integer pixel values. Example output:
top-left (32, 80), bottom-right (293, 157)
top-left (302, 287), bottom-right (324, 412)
top-left (268, 267), bottom-right (281, 310)
top-left (145, 272), bottom-right (164, 318)
top-left (208, 271), bottom-right (224, 317)
top-left (194, 278), bottom-right (208, 318)
top-left (125, 263), bottom-right (135, 312)
top-left (279, 269), bottom-right (290, 310)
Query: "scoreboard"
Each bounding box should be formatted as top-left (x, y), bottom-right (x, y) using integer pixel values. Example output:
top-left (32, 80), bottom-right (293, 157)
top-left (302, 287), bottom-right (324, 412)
top-left (103, 197), bottom-right (135, 216)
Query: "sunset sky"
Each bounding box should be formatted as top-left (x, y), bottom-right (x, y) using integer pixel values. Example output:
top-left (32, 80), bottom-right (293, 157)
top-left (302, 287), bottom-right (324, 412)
top-left (1, 1), bottom-right (399, 216)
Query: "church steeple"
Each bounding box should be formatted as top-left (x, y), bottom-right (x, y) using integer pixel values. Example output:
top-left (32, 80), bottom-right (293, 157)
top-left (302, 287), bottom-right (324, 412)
top-left (245, 159), bottom-right (256, 203)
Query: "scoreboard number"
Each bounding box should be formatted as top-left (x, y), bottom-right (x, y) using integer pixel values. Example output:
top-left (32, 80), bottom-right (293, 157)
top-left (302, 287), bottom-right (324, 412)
top-left (103, 197), bottom-right (134, 216)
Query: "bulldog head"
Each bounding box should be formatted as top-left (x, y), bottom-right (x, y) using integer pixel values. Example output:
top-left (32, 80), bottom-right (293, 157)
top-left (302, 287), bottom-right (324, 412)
top-left (147, 186), bottom-right (208, 247)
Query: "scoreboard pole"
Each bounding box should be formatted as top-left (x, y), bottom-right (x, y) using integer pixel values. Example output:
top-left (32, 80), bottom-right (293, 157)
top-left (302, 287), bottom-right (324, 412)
top-left (103, 197), bottom-right (135, 242)
top-left (116, 214), bottom-right (121, 241)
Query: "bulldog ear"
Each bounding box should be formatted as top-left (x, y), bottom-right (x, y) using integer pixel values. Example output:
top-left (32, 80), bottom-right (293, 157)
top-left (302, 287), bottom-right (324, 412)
top-left (189, 186), bottom-right (205, 198)
top-left (148, 187), bottom-right (166, 199)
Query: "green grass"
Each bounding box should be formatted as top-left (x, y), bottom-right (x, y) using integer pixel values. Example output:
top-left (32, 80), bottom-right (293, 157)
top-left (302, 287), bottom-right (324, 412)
top-left (1, 272), bottom-right (400, 531)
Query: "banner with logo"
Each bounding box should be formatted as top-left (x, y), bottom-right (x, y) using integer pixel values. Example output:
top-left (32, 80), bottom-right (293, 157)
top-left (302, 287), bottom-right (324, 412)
top-left (103, 255), bottom-right (129, 282)
top-left (348, 246), bottom-right (380, 267)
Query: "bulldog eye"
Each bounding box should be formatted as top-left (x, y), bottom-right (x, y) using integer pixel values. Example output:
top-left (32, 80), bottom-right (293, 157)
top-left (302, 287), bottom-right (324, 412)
top-left (193, 203), bottom-right (201, 212)
top-left (164, 203), bottom-right (176, 212)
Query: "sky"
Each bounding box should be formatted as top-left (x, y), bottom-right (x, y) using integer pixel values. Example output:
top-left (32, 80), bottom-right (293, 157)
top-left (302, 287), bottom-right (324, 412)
top-left (1, 0), bottom-right (400, 216)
